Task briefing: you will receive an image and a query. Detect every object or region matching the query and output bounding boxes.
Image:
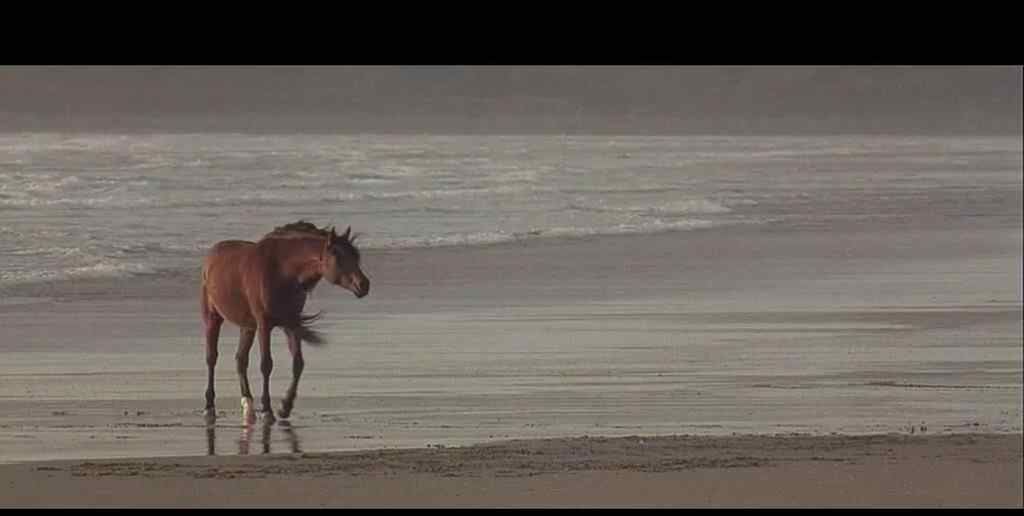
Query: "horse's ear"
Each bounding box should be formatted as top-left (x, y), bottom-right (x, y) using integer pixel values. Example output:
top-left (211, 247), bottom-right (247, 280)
top-left (326, 226), bottom-right (337, 245)
top-left (341, 226), bottom-right (351, 241)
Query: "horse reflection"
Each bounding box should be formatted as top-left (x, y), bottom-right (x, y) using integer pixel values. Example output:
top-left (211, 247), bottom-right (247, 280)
top-left (205, 420), bottom-right (302, 456)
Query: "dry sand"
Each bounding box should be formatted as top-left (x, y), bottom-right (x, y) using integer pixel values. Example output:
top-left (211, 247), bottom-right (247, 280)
top-left (1, 433), bottom-right (1020, 507)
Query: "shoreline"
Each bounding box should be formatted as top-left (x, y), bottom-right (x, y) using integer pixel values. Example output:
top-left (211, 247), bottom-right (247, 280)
top-left (2, 432), bottom-right (1020, 507)
top-left (4, 217), bottom-right (1020, 305)
top-left (1, 221), bottom-right (1020, 465)
top-left (1, 219), bottom-right (1019, 505)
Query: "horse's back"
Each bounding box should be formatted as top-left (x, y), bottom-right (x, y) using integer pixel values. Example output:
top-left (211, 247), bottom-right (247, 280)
top-left (207, 239), bottom-right (256, 257)
top-left (202, 240), bottom-right (254, 272)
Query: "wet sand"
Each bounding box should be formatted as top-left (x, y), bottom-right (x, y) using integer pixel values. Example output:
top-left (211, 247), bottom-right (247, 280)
top-left (1, 220), bottom-right (1021, 505)
top-left (2, 222), bottom-right (1020, 462)
top-left (1, 433), bottom-right (1020, 507)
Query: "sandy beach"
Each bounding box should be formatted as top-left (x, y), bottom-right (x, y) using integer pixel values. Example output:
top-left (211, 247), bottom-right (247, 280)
top-left (2, 433), bottom-right (1020, 507)
top-left (1, 220), bottom-right (1021, 507)
top-left (0, 132), bottom-right (1020, 507)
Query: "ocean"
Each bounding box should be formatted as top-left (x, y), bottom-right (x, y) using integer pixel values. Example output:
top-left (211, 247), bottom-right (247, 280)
top-left (2, 133), bottom-right (1019, 292)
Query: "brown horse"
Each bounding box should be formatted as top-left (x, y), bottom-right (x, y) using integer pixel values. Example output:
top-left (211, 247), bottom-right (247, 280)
top-left (200, 221), bottom-right (369, 425)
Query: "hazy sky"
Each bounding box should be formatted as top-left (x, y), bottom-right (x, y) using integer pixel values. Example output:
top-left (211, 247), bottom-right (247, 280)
top-left (1, 66), bottom-right (1020, 134)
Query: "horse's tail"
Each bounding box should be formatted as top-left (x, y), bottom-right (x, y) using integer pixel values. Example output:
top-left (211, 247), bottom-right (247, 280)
top-left (294, 311), bottom-right (327, 346)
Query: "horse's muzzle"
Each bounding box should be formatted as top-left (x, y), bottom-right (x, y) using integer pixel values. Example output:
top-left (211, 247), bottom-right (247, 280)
top-left (336, 274), bottom-right (369, 298)
top-left (356, 280), bottom-right (370, 298)
top-left (352, 277), bottom-right (370, 298)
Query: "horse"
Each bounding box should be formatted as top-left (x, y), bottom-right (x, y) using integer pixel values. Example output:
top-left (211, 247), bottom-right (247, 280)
top-left (199, 221), bottom-right (370, 425)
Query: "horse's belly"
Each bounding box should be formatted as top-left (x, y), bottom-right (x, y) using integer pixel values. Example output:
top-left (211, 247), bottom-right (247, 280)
top-left (207, 290), bottom-right (252, 328)
top-left (213, 299), bottom-right (258, 330)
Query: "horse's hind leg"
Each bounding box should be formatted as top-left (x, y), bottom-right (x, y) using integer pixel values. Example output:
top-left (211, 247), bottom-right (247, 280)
top-left (236, 328), bottom-right (257, 425)
top-left (202, 304), bottom-right (223, 422)
top-left (278, 328), bottom-right (304, 419)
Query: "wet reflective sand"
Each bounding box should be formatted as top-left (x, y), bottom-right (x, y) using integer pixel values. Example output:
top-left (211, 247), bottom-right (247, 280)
top-left (1, 224), bottom-right (1019, 464)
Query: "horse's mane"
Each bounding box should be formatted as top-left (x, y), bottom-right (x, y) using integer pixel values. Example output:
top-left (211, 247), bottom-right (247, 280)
top-left (260, 220), bottom-right (331, 241)
top-left (259, 220), bottom-right (361, 259)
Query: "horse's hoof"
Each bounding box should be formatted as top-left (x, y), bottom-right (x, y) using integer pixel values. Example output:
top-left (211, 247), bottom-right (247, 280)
top-left (259, 410), bottom-right (276, 425)
top-left (278, 402), bottom-right (293, 420)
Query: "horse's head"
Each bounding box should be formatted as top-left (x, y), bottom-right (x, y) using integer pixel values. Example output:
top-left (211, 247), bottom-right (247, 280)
top-left (321, 226), bottom-right (369, 298)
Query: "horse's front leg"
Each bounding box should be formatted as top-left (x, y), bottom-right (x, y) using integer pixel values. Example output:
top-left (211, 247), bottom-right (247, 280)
top-left (257, 323), bottom-right (276, 423)
top-left (279, 328), bottom-right (304, 419)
